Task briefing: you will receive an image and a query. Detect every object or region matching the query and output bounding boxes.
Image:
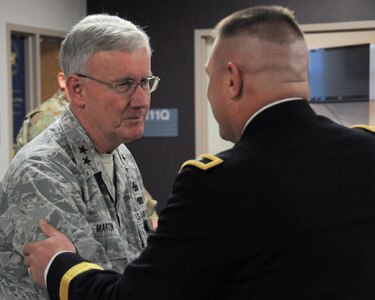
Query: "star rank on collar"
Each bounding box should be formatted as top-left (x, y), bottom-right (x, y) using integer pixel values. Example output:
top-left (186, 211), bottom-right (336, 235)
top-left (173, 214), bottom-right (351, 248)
top-left (79, 145), bottom-right (88, 154)
top-left (83, 156), bottom-right (91, 165)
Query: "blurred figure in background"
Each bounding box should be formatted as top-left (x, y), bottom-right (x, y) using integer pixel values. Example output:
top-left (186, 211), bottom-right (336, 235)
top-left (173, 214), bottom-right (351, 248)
top-left (14, 71), bottom-right (69, 154)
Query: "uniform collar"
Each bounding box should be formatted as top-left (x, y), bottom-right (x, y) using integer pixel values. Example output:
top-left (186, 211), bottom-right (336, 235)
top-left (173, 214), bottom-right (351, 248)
top-left (59, 108), bottom-right (103, 177)
top-left (242, 98), bottom-right (304, 135)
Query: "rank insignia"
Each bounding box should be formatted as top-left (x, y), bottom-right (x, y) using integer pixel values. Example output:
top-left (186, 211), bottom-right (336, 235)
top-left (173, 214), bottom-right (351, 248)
top-left (83, 156), bottom-right (91, 165)
top-left (179, 153), bottom-right (223, 172)
top-left (351, 124), bottom-right (375, 134)
top-left (79, 145), bottom-right (88, 154)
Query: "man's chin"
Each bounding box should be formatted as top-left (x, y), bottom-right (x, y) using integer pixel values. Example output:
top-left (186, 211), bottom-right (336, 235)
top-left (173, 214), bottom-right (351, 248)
top-left (121, 130), bottom-right (144, 144)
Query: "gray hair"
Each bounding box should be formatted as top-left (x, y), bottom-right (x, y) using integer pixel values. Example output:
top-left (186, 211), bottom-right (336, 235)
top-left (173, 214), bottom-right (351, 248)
top-left (60, 14), bottom-right (151, 76)
top-left (215, 6), bottom-right (304, 44)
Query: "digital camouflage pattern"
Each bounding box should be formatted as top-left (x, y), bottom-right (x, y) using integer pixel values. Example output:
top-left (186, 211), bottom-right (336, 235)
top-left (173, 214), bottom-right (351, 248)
top-left (13, 90), bottom-right (158, 219)
top-left (14, 90), bottom-right (69, 154)
top-left (0, 108), bottom-right (150, 299)
top-left (13, 89), bottom-right (158, 220)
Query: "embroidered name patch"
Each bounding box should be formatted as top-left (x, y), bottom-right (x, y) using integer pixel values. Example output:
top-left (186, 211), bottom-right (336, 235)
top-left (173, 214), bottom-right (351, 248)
top-left (96, 222), bottom-right (115, 233)
top-left (133, 209), bottom-right (148, 222)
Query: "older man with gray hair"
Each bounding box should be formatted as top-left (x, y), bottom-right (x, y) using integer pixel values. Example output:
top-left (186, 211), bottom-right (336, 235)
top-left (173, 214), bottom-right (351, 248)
top-left (0, 14), bottom-right (159, 299)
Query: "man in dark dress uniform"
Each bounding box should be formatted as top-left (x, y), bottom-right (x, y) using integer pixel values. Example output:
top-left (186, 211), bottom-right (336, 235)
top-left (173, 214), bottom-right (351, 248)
top-left (24, 5), bottom-right (375, 299)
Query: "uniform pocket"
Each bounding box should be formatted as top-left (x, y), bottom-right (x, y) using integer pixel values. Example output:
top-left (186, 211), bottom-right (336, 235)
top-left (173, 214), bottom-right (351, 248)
top-left (91, 221), bottom-right (128, 261)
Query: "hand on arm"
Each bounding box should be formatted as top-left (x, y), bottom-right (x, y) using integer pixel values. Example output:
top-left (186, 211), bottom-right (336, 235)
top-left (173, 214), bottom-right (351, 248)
top-left (23, 219), bottom-right (76, 288)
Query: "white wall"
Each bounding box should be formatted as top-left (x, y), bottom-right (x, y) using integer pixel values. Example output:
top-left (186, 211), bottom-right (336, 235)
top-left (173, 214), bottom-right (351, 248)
top-left (0, 0), bottom-right (87, 180)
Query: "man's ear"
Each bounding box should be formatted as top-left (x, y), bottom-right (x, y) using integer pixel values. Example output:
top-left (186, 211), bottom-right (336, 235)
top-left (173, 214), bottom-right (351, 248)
top-left (227, 62), bottom-right (242, 99)
top-left (66, 75), bottom-right (85, 107)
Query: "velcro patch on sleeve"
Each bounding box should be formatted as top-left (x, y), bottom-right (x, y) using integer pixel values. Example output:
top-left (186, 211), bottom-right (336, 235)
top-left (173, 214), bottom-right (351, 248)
top-left (351, 124), bottom-right (375, 134)
top-left (179, 154), bottom-right (223, 172)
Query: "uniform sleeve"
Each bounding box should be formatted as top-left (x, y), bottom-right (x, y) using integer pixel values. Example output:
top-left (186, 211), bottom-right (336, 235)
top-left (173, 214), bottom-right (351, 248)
top-left (14, 114), bottom-right (32, 154)
top-left (46, 166), bottom-right (230, 300)
top-left (0, 157), bottom-right (114, 298)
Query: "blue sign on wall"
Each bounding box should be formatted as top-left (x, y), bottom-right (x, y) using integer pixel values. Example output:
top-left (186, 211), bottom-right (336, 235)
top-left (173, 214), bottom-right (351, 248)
top-left (144, 108), bottom-right (178, 137)
top-left (11, 34), bottom-right (26, 143)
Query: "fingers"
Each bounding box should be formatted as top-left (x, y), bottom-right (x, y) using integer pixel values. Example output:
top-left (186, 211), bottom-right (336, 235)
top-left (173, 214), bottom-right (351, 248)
top-left (23, 241), bottom-right (36, 257)
top-left (22, 219), bottom-right (76, 288)
top-left (23, 251), bottom-right (31, 265)
top-left (39, 218), bottom-right (59, 237)
top-left (23, 219), bottom-right (54, 256)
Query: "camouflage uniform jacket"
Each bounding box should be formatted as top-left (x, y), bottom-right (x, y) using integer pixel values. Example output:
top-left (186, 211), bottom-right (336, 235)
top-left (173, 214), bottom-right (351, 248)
top-left (0, 108), bottom-right (149, 299)
top-left (14, 90), bottom-right (69, 154)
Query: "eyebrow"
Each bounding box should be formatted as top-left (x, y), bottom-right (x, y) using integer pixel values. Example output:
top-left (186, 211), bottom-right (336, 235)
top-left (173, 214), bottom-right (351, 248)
top-left (115, 74), bottom-right (153, 82)
top-left (113, 76), bottom-right (134, 82)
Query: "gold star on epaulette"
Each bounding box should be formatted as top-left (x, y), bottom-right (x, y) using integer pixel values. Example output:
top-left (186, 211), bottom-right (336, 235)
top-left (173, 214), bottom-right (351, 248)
top-left (351, 124), bottom-right (375, 134)
top-left (179, 154), bottom-right (223, 172)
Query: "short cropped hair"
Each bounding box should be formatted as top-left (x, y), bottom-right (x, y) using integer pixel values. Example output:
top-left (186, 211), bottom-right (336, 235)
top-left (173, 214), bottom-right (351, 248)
top-left (215, 6), bottom-right (304, 44)
top-left (60, 14), bottom-right (151, 76)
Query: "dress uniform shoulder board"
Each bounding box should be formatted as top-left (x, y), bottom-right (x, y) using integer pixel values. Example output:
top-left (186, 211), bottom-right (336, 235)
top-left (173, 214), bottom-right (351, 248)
top-left (351, 124), bottom-right (375, 134)
top-left (179, 154), bottom-right (224, 172)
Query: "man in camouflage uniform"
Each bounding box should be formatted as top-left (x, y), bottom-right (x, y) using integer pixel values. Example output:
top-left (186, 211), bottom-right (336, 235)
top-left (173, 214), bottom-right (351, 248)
top-left (0, 14), bottom-right (159, 299)
top-left (13, 72), bottom-right (69, 154)
top-left (13, 72), bottom-right (159, 224)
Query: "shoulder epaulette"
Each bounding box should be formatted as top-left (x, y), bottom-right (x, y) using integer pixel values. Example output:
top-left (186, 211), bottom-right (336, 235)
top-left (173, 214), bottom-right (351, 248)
top-left (351, 124), bottom-right (375, 134)
top-left (179, 154), bottom-right (223, 173)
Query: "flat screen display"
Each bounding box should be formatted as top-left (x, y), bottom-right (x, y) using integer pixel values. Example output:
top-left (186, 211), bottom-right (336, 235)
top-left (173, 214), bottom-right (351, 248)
top-left (308, 44), bottom-right (369, 103)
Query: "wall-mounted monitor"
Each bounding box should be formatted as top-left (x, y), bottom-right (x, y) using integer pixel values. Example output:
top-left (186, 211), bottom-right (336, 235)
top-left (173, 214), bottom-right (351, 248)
top-left (308, 44), bottom-right (370, 103)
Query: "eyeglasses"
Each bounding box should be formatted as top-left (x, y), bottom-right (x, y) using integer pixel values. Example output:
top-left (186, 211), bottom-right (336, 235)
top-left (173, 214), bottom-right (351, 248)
top-left (76, 73), bottom-right (160, 95)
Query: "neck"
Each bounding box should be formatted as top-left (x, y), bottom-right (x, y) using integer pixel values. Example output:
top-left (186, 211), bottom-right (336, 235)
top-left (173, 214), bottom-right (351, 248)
top-left (70, 106), bottom-right (118, 154)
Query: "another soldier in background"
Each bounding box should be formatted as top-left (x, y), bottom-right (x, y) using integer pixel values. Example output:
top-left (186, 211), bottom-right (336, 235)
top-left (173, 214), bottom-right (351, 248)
top-left (14, 71), bottom-right (69, 154)
top-left (0, 14), bottom-right (159, 299)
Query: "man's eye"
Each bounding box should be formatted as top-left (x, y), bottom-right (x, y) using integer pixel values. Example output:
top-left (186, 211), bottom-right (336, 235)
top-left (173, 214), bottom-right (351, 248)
top-left (140, 79), bottom-right (150, 88)
top-left (117, 81), bottom-right (133, 91)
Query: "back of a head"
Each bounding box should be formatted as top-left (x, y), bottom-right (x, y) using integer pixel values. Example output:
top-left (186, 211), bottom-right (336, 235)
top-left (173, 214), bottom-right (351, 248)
top-left (60, 14), bottom-right (151, 76)
top-left (215, 6), bottom-right (304, 45)
top-left (213, 5), bottom-right (309, 100)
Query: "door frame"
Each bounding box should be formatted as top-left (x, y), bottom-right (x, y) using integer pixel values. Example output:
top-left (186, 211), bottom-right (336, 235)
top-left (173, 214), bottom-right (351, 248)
top-left (6, 23), bottom-right (65, 156)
